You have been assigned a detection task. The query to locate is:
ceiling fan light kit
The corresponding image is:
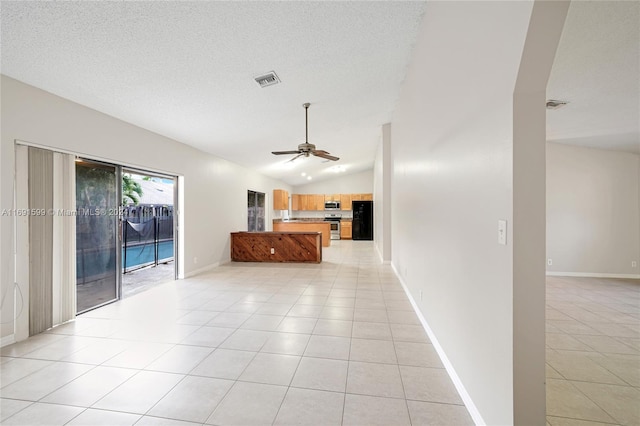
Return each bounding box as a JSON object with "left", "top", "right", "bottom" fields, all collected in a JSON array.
[{"left": 272, "top": 103, "right": 340, "bottom": 162}]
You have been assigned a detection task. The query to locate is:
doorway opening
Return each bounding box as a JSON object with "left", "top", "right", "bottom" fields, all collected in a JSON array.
[
  {"left": 121, "top": 171, "right": 176, "bottom": 298},
  {"left": 75, "top": 159, "right": 178, "bottom": 313}
]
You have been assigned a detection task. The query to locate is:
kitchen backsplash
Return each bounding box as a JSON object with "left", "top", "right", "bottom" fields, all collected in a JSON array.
[{"left": 273, "top": 210, "right": 352, "bottom": 219}]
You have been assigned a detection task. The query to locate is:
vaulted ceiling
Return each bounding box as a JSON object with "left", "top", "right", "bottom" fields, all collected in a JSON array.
[{"left": 1, "top": 1, "right": 637, "bottom": 186}]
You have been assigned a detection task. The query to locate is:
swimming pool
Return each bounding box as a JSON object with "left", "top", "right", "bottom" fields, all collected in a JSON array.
[
  {"left": 123, "top": 239, "right": 174, "bottom": 270},
  {"left": 77, "top": 239, "right": 174, "bottom": 280}
]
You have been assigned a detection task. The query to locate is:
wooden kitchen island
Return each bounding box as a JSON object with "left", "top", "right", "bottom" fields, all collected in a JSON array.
[
  {"left": 231, "top": 232, "right": 322, "bottom": 263},
  {"left": 272, "top": 221, "right": 331, "bottom": 247}
]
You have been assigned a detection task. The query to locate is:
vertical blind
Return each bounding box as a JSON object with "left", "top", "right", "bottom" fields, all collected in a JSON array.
[
  {"left": 28, "top": 148, "right": 54, "bottom": 335},
  {"left": 26, "top": 146, "right": 76, "bottom": 336}
]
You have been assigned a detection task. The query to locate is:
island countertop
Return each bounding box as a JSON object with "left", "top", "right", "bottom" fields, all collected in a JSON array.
[{"left": 272, "top": 221, "right": 331, "bottom": 247}]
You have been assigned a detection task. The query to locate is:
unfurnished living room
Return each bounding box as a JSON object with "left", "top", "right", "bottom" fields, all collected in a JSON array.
[{"left": 0, "top": 1, "right": 638, "bottom": 426}]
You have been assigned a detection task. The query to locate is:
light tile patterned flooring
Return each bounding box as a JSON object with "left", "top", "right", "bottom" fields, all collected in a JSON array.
[
  {"left": 545, "top": 276, "right": 640, "bottom": 426},
  {"left": 1, "top": 241, "right": 473, "bottom": 425},
  {"left": 2, "top": 241, "right": 638, "bottom": 425}
]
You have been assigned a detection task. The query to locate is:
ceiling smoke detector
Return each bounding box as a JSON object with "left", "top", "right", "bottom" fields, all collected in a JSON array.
[
  {"left": 254, "top": 71, "right": 281, "bottom": 88},
  {"left": 546, "top": 99, "right": 569, "bottom": 110}
]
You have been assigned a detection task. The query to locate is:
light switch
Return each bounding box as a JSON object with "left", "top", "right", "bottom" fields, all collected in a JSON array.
[{"left": 498, "top": 220, "right": 507, "bottom": 245}]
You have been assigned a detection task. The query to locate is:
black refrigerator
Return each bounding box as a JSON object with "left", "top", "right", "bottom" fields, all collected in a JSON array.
[{"left": 352, "top": 200, "right": 373, "bottom": 240}]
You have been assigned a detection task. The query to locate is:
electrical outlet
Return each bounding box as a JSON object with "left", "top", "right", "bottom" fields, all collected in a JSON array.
[
  {"left": 547, "top": 258, "right": 553, "bottom": 266},
  {"left": 633, "top": 261, "right": 638, "bottom": 268},
  {"left": 193, "top": 257, "right": 198, "bottom": 264},
  {"left": 270, "top": 248, "right": 275, "bottom": 255}
]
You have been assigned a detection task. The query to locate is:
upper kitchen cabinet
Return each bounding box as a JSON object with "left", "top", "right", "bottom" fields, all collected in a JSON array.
[
  {"left": 291, "top": 194, "right": 302, "bottom": 210},
  {"left": 351, "top": 193, "right": 373, "bottom": 202},
  {"left": 273, "top": 189, "right": 289, "bottom": 210},
  {"left": 291, "top": 194, "right": 323, "bottom": 211},
  {"left": 291, "top": 193, "right": 372, "bottom": 211},
  {"left": 340, "top": 194, "right": 352, "bottom": 211},
  {"left": 312, "top": 194, "right": 325, "bottom": 210}
]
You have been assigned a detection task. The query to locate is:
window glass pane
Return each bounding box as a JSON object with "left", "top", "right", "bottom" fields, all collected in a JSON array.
[
  {"left": 248, "top": 190, "right": 256, "bottom": 231},
  {"left": 257, "top": 192, "right": 265, "bottom": 231},
  {"left": 76, "top": 161, "right": 118, "bottom": 313},
  {"left": 247, "top": 190, "right": 265, "bottom": 232}
]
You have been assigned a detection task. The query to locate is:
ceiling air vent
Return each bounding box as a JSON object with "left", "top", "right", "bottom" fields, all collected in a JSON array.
[
  {"left": 546, "top": 99, "right": 568, "bottom": 110},
  {"left": 254, "top": 71, "right": 281, "bottom": 88}
]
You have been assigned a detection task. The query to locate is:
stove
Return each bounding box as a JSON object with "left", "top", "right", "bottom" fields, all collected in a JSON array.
[{"left": 324, "top": 213, "right": 342, "bottom": 240}]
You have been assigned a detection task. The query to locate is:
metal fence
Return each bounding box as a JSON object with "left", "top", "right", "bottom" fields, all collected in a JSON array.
[{"left": 122, "top": 205, "right": 174, "bottom": 273}]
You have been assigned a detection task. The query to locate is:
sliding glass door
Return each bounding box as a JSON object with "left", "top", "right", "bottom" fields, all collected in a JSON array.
[
  {"left": 76, "top": 160, "right": 121, "bottom": 313},
  {"left": 248, "top": 190, "right": 265, "bottom": 232}
]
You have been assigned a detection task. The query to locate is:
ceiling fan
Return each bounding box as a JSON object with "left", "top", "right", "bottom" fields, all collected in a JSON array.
[{"left": 272, "top": 103, "right": 340, "bottom": 162}]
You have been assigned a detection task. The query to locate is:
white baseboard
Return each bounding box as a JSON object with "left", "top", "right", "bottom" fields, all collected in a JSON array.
[
  {"left": 374, "top": 243, "right": 391, "bottom": 265},
  {"left": 390, "top": 263, "right": 485, "bottom": 426},
  {"left": 1, "top": 334, "right": 16, "bottom": 348},
  {"left": 546, "top": 271, "right": 640, "bottom": 279},
  {"left": 185, "top": 262, "right": 221, "bottom": 278}
]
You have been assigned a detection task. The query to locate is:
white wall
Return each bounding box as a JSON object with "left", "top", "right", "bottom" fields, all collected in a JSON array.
[
  {"left": 0, "top": 75, "right": 291, "bottom": 342},
  {"left": 373, "top": 124, "right": 391, "bottom": 262},
  {"left": 292, "top": 169, "right": 373, "bottom": 194},
  {"left": 547, "top": 143, "right": 640, "bottom": 276},
  {"left": 389, "top": 1, "right": 567, "bottom": 424}
]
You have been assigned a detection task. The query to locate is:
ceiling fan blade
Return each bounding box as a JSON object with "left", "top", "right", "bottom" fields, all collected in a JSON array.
[
  {"left": 312, "top": 150, "right": 339, "bottom": 161},
  {"left": 272, "top": 150, "right": 301, "bottom": 155},
  {"left": 287, "top": 153, "right": 305, "bottom": 163}
]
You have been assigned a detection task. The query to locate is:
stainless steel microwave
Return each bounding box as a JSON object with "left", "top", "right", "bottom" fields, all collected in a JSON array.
[{"left": 324, "top": 201, "right": 341, "bottom": 210}]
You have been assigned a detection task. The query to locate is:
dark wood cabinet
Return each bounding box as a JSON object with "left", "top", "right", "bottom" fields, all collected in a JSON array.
[{"left": 231, "top": 232, "right": 322, "bottom": 263}]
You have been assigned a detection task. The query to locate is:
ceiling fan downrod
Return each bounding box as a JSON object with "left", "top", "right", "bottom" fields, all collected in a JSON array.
[{"left": 303, "top": 102, "right": 310, "bottom": 144}]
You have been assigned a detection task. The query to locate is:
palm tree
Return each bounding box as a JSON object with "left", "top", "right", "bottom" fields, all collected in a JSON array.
[{"left": 122, "top": 174, "right": 143, "bottom": 205}]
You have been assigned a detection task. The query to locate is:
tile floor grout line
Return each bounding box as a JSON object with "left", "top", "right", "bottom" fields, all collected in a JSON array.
[
  {"left": 7, "top": 245, "right": 635, "bottom": 425},
  {"left": 389, "top": 302, "right": 414, "bottom": 426}
]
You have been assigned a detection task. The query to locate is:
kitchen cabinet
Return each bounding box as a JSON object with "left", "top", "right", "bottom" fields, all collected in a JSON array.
[
  {"left": 298, "top": 194, "right": 308, "bottom": 210},
  {"left": 273, "top": 189, "right": 289, "bottom": 210},
  {"left": 303, "top": 194, "right": 322, "bottom": 211},
  {"left": 292, "top": 194, "right": 315, "bottom": 210},
  {"left": 313, "top": 194, "right": 325, "bottom": 210},
  {"left": 351, "top": 193, "right": 373, "bottom": 202},
  {"left": 291, "top": 194, "right": 300, "bottom": 210},
  {"left": 291, "top": 193, "right": 372, "bottom": 211},
  {"left": 340, "top": 194, "right": 352, "bottom": 211},
  {"left": 292, "top": 194, "right": 324, "bottom": 211},
  {"left": 340, "top": 221, "right": 352, "bottom": 239},
  {"left": 293, "top": 194, "right": 305, "bottom": 211}
]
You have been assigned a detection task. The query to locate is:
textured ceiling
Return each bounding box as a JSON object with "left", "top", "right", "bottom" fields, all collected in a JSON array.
[
  {"left": 1, "top": 2, "right": 638, "bottom": 188},
  {"left": 547, "top": 1, "right": 640, "bottom": 154},
  {"left": 0, "top": 1, "right": 426, "bottom": 185}
]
